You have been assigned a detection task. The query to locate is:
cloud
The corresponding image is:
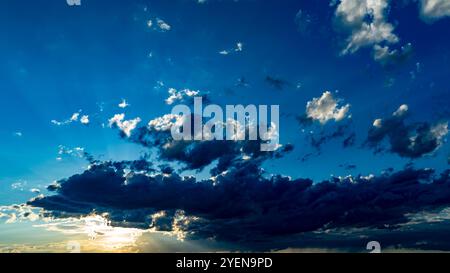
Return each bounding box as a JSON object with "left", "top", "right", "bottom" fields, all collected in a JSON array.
[
  {"left": 373, "top": 43, "right": 413, "bottom": 66},
  {"left": 118, "top": 99, "right": 130, "bottom": 109},
  {"left": 366, "top": 105, "right": 448, "bottom": 158},
  {"left": 219, "top": 42, "right": 244, "bottom": 55},
  {"left": 51, "top": 112, "right": 80, "bottom": 126},
  {"left": 335, "top": 0, "right": 398, "bottom": 54},
  {"left": 419, "top": 0, "right": 450, "bottom": 22},
  {"left": 157, "top": 19, "right": 171, "bottom": 31},
  {"left": 165, "top": 88, "right": 200, "bottom": 105},
  {"left": 27, "top": 158, "right": 450, "bottom": 244},
  {"left": 108, "top": 114, "right": 141, "bottom": 137},
  {"left": 0, "top": 205, "right": 40, "bottom": 223},
  {"left": 80, "top": 115, "right": 89, "bottom": 125},
  {"left": 51, "top": 111, "right": 90, "bottom": 126},
  {"left": 304, "top": 91, "right": 350, "bottom": 124}
]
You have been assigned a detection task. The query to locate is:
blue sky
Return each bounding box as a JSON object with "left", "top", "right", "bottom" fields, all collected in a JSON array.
[{"left": 1, "top": 0, "right": 450, "bottom": 252}]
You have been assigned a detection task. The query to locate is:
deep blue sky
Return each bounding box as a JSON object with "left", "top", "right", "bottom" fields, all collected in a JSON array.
[{"left": 1, "top": 0, "right": 450, "bottom": 252}]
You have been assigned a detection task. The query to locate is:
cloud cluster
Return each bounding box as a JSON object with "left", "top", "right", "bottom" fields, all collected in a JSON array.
[
  {"left": 366, "top": 105, "right": 448, "bottom": 158},
  {"left": 51, "top": 111, "right": 89, "bottom": 126},
  {"left": 108, "top": 114, "right": 141, "bottom": 137},
  {"left": 333, "top": 0, "right": 414, "bottom": 64},
  {"left": 27, "top": 157, "right": 450, "bottom": 243},
  {"left": 165, "top": 88, "right": 200, "bottom": 105},
  {"left": 304, "top": 91, "right": 350, "bottom": 124},
  {"left": 373, "top": 43, "right": 413, "bottom": 66}
]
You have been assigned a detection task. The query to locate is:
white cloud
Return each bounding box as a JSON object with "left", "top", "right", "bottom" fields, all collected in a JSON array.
[
  {"left": 219, "top": 42, "right": 244, "bottom": 55},
  {"left": 393, "top": 104, "right": 409, "bottom": 117},
  {"left": 148, "top": 114, "right": 184, "bottom": 131},
  {"left": 419, "top": 0, "right": 450, "bottom": 22},
  {"left": 334, "top": 0, "right": 402, "bottom": 61},
  {"left": 108, "top": 114, "right": 141, "bottom": 137},
  {"left": 80, "top": 115, "right": 89, "bottom": 124},
  {"left": 30, "top": 188, "right": 41, "bottom": 194},
  {"left": 235, "top": 42, "right": 243, "bottom": 52},
  {"left": 157, "top": 19, "right": 171, "bottom": 31},
  {"left": 373, "top": 118, "right": 383, "bottom": 128},
  {"left": 51, "top": 111, "right": 90, "bottom": 126},
  {"left": 305, "top": 91, "right": 351, "bottom": 124},
  {"left": 57, "top": 145, "right": 85, "bottom": 160},
  {"left": 118, "top": 99, "right": 130, "bottom": 109},
  {"left": 165, "top": 88, "right": 200, "bottom": 105}
]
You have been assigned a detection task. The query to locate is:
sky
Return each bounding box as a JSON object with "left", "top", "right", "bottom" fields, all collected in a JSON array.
[{"left": 1, "top": 0, "right": 450, "bottom": 253}]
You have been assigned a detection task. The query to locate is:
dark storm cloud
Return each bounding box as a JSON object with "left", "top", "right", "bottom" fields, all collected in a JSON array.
[
  {"left": 366, "top": 106, "right": 448, "bottom": 158},
  {"left": 28, "top": 155, "right": 450, "bottom": 243}
]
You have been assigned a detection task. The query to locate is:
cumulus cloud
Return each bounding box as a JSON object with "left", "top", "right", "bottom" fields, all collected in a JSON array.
[
  {"left": 419, "top": 0, "right": 450, "bottom": 22},
  {"left": 80, "top": 115, "right": 89, "bottom": 125},
  {"left": 333, "top": 0, "right": 414, "bottom": 64},
  {"left": 108, "top": 114, "right": 141, "bottom": 137},
  {"left": 51, "top": 112, "right": 80, "bottom": 126},
  {"left": 366, "top": 105, "right": 448, "bottom": 158},
  {"left": 304, "top": 91, "right": 350, "bottom": 124},
  {"left": 335, "top": 0, "right": 398, "bottom": 54}
]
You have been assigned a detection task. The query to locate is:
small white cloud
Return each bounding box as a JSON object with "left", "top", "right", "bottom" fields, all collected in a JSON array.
[
  {"left": 80, "top": 115, "right": 89, "bottom": 125},
  {"left": 30, "top": 188, "right": 41, "bottom": 194},
  {"left": 373, "top": 119, "right": 383, "bottom": 128},
  {"left": 108, "top": 114, "right": 141, "bottom": 137},
  {"left": 165, "top": 88, "right": 200, "bottom": 105},
  {"left": 13, "top": 132, "right": 23, "bottom": 137},
  {"left": 147, "top": 19, "right": 153, "bottom": 28},
  {"left": 118, "top": 99, "right": 130, "bottom": 109},
  {"left": 157, "top": 18, "right": 171, "bottom": 31},
  {"left": 305, "top": 91, "right": 351, "bottom": 124},
  {"left": 51, "top": 111, "right": 88, "bottom": 126},
  {"left": 393, "top": 104, "right": 409, "bottom": 117},
  {"left": 148, "top": 114, "right": 184, "bottom": 131},
  {"left": 219, "top": 42, "right": 244, "bottom": 55}
]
